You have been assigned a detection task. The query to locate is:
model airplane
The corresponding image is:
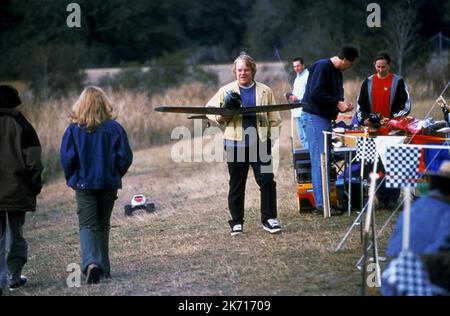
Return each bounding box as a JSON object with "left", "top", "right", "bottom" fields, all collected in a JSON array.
[{"left": 155, "top": 90, "right": 303, "bottom": 119}]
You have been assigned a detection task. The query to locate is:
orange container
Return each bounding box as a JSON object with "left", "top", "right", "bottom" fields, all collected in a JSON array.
[
  {"left": 297, "top": 183, "right": 315, "bottom": 212},
  {"left": 297, "top": 182, "right": 339, "bottom": 213}
]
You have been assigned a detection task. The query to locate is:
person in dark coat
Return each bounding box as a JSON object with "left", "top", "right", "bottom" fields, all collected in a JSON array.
[
  {"left": 0, "top": 85, "right": 43, "bottom": 295},
  {"left": 300, "top": 46, "right": 359, "bottom": 215},
  {"left": 60, "top": 86, "right": 133, "bottom": 284}
]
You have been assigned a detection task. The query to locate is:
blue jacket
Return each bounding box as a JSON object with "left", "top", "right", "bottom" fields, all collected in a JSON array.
[
  {"left": 386, "top": 191, "right": 450, "bottom": 257},
  {"left": 60, "top": 119, "right": 133, "bottom": 190},
  {"left": 302, "top": 58, "right": 344, "bottom": 121}
]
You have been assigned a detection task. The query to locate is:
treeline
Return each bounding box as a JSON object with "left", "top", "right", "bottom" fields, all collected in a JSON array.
[{"left": 0, "top": 0, "right": 449, "bottom": 98}]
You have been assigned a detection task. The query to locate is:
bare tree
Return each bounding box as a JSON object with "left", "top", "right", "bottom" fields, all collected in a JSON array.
[{"left": 383, "top": 1, "right": 419, "bottom": 75}]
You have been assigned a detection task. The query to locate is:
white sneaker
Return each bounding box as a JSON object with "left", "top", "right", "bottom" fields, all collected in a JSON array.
[
  {"left": 263, "top": 218, "right": 282, "bottom": 234},
  {"left": 230, "top": 224, "right": 243, "bottom": 236}
]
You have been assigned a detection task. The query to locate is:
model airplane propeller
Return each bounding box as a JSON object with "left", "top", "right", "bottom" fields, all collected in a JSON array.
[{"left": 155, "top": 90, "right": 303, "bottom": 119}]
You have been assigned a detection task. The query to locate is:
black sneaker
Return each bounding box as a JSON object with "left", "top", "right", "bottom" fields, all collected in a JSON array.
[
  {"left": 262, "top": 218, "right": 282, "bottom": 234},
  {"left": 230, "top": 224, "right": 243, "bottom": 236},
  {"left": 86, "top": 264, "right": 101, "bottom": 285},
  {"left": 9, "top": 276, "right": 28, "bottom": 291}
]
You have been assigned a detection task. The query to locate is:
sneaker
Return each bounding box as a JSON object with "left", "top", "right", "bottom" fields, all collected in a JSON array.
[
  {"left": 263, "top": 218, "right": 282, "bottom": 234},
  {"left": 9, "top": 276, "right": 28, "bottom": 291},
  {"left": 86, "top": 264, "right": 101, "bottom": 285},
  {"left": 230, "top": 224, "right": 243, "bottom": 236}
]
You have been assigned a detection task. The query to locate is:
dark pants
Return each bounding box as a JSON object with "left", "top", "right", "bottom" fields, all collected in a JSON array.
[
  {"left": 0, "top": 212, "right": 27, "bottom": 288},
  {"left": 76, "top": 189, "right": 117, "bottom": 277},
  {"left": 226, "top": 143, "right": 277, "bottom": 226}
]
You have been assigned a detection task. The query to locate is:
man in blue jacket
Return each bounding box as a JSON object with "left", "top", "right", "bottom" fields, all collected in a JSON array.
[{"left": 300, "top": 46, "right": 359, "bottom": 215}]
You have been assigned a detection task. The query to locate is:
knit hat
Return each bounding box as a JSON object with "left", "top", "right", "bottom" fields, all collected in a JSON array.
[{"left": 0, "top": 85, "right": 22, "bottom": 108}]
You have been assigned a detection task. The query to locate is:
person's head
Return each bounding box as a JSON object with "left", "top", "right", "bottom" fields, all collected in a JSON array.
[
  {"left": 335, "top": 46, "right": 359, "bottom": 71},
  {"left": 71, "top": 86, "right": 115, "bottom": 131},
  {"left": 0, "top": 85, "right": 21, "bottom": 109},
  {"left": 292, "top": 57, "right": 305, "bottom": 74},
  {"left": 428, "top": 161, "right": 450, "bottom": 197},
  {"left": 374, "top": 52, "right": 391, "bottom": 78},
  {"left": 232, "top": 52, "right": 256, "bottom": 87}
]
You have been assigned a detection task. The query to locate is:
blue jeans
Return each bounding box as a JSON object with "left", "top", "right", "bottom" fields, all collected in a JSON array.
[
  {"left": 0, "top": 212, "right": 27, "bottom": 288},
  {"left": 299, "top": 112, "right": 332, "bottom": 209},
  {"left": 294, "top": 117, "right": 309, "bottom": 149}
]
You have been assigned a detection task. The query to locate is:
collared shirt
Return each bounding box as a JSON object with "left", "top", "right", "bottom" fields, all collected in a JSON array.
[{"left": 291, "top": 69, "right": 309, "bottom": 118}]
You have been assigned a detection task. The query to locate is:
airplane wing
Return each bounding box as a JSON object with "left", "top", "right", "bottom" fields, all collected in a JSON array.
[{"left": 154, "top": 103, "right": 303, "bottom": 117}]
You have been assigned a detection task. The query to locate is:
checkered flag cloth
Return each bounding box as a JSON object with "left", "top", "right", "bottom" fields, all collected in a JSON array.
[
  {"left": 385, "top": 146, "right": 421, "bottom": 188},
  {"left": 356, "top": 137, "right": 377, "bottom": 163},
  {"left": 381, "top": 250, "right": 434, "bottom": 296}
]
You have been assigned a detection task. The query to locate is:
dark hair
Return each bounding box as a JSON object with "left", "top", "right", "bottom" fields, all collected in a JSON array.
[
  {"left": 0, "top": 84, "right": 21, "bottom": 108},
  {"left": 293, "top": 57, "right": 304, "bottom": 64},
  {"left": 337, "top": 46, "right": 359, "bottom": 62},
  {"left": 374, "top": 51, "right": 391, "bottom": 64}
]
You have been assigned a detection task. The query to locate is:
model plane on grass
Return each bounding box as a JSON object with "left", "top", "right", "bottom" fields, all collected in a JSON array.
[{"left": 155, "top": 90, "right": 303, "bottom": 120}]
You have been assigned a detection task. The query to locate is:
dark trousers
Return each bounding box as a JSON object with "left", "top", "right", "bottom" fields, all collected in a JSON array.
[
  {"left": 75, "top": 189, "right": 117, "bottom": 277},
  {"left": 0, "top": 212, "right": 27, "bottom": 288},
  {"left": 226, "top": 143, "right": 277, "bottom": 226}
]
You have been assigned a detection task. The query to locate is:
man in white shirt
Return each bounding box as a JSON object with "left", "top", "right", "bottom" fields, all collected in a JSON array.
[{"left": 286, "top": 57, "right": 309, "bottom": 149}]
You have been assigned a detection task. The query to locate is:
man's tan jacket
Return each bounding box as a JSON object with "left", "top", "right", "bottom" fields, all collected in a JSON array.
[{"left": 206, "top": 81, "right": 282, "bottom": 143}]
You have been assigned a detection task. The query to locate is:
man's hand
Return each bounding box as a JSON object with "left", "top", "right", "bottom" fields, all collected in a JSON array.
[
  {"left": 364, "top": 116, "right": 389, "bottom": 126},
  {"left": 337, "top": 101, "right": 354, "bottom": 113},
  {"left": 285, "top": 92, "right": 298, "bottom": 103},
  {"left": 216, "top": 115, "right": 233, "bottom": 125},
  {"left": 437, "top": 96, "right": 448, "bottom": 109},
  {"left": 380, "top": 117, "right": 389, "bottom": 125}
]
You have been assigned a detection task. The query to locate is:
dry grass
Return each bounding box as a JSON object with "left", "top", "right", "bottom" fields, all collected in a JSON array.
[
  {"left": 18, "top": 73, "right": 443, "bottom": 182},
  {"left": 5, "top": 117, "right": 396, "bottom": 296},
  {"left": 19, "top": 83, "right": 216, "bottom": 181},
  {"left": 8, "top": 73, "right": 441, "bottom": 296}
]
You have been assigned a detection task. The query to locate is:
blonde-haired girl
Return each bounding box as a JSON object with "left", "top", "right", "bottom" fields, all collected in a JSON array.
[{"left": 60, "top": 86, "right": 133, "bottom": 284}]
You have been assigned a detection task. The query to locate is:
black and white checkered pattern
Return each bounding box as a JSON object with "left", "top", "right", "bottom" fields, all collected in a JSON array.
[
  {"left": 382, "top": 250, "right": 433, "bottom": 296},
  {"left": 385, "top": 146, "right": 421, "bottom": 188},
  {"left": 356, "top": 137, "right": 377, "bottom": 163}
]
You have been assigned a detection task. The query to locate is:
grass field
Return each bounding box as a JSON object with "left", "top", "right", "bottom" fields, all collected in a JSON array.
[
  {"left": 5, "top": 117, "right": 397, "bottom": 296},
  {"left": 5, "top": 73, "right": 446, "bottom": 296}
]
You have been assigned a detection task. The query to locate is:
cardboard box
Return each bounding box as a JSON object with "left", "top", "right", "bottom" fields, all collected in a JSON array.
[{"left": 342, "top": 129, "right": 378, "bottom": 147}]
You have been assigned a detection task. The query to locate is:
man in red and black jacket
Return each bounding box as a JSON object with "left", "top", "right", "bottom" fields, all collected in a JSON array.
[{"left": 356, "top": 52, "right": 411, "bottom": 126}]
